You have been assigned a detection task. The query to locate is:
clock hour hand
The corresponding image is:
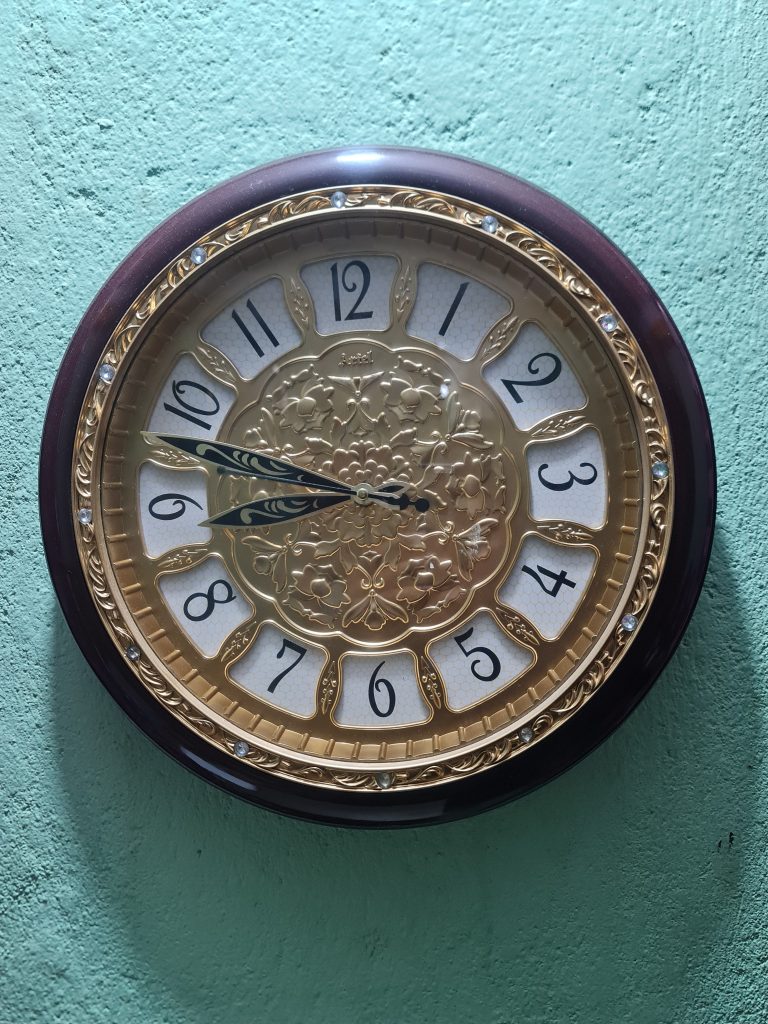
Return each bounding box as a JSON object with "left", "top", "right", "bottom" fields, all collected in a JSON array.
[
  {"left": 143, "top": 433, "right": 354, "bottom": 495},
  {"left": 204, "top": 492, "right": 351, "bottom": 528}
]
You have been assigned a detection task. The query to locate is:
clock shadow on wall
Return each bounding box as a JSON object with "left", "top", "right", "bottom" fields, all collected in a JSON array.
[{"left": 49, "top": 529, "right": 754, "bottom": 1023}]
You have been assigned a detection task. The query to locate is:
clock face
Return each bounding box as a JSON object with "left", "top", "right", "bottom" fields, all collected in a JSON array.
[{"left": 43, "top": 149, "right": 714, "bottom": 825}]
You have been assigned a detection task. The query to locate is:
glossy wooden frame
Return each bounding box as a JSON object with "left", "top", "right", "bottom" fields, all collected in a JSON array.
[{"left": 39, "top": 147, "right": 716, "bottom": 827}]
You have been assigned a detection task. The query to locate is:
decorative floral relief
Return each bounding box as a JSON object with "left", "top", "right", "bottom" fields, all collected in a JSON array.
[{"left": 224, "top": 349, "right": 518, "bottom": 642}]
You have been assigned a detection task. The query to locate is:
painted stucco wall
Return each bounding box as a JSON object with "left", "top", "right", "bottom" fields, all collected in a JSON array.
[{"left": 2, "top": 1, "right": 767, "bottom": 1021}]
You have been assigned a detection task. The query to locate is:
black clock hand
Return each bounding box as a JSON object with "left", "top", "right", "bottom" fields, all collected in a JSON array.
[
  {"left": 143, "top": 433, "right": 354, "bottom": 495},
  {"left": 205, "top": 492, "right": 351, "bottom": 528}
]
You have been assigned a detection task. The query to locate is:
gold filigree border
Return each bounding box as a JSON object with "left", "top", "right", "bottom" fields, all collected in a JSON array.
[{"left": 72, "top": 184, "right": 672, "bottom": 792}]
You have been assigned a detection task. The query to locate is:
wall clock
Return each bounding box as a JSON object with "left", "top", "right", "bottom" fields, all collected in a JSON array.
[{"left": 40, "top": 147, "right": 715, "bottom": 827}]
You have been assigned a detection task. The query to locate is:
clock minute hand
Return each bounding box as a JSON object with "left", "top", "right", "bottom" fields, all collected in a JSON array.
[
  {"left": 143, "top": 433, "right": 354, "bottom": 495},
  {"left": 205, "top": 492, "right": 351, "bottom": 528}
]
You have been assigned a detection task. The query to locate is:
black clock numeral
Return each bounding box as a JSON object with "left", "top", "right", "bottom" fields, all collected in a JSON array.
[
  {"left": 183, "top": 579, "right": 236, "bottom": 622},
  {"left": 537, "top": 461, "right": 598, "bottom": 492},
  {"left": 268, "top": 638, "right": 307, "bottom": 693},
  {"left": 148, "top": 492, "right": 203, "bottom": 521},
  {"left": 521, "top": 563, "right": 576, "bottom": 598},
  {"left": 368, "top": 660, "right": 396, "bottom": 718},
  {"left": 163, "top": 379, "right": 221, "bottom": 431},
  {"left": 454, "top": 627, "right": 501, "bottom": 682},
  {"left": 438, "top": 281, "right": 469, "bottom": 336},
  {"left": 331, "top": 260, "right": 373, "bottom": 321},
  {"left": 501, "top": 353, "right": 562, "bottom": 404},
  {"left": 232, "top": 298, "right": 280, "bottom": 357}
]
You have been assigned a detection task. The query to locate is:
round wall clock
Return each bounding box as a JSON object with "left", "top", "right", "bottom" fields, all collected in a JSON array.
[{"left": 40, "top": 147, "right": 715, "bottom": 827}]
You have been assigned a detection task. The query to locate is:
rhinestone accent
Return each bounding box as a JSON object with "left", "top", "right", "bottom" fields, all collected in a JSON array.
[
  {"left": 99, "top": 364, "right": 115, "bottom": 383},
  {"left": 126, "top": 645, "right": 140, "bottom": 662},
  {"left": 481, "top": 214, "right": 499, "bottom": 234},
  {"left": 520, "top": 726, "right": 534, "bottom": 744},
  {"left": 190, "top": 246, "right": 207, "bottom": 265},
  {"left": 330, "top": 191, "right": 347, "bottom": 209},
  {"left": 621, "top": 613, "right": 639, "bottom": 633},
  {"left": 376, "top": 772, "right": 393, "bottom": 790},
  {"left": 77, "top": 508, "right": 92, "bottom": 525},
  {"left": 233, "top": 740, "right": 250, "bottom": 758},
  {"left": 439, "top": 382, "right": 450, "bottom": 399},
  {"left": 652, "top": 461, "right": 670, "bottom": 480},
  {"left": 598, "top": 313, "right": 618, "bottom": 333}
]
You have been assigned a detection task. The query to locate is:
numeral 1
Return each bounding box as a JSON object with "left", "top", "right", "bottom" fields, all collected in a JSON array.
[{"left": 438, "top": 281, "right": 469, "bottom": 336}]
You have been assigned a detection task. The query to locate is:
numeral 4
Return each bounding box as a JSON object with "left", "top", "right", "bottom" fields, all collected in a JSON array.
[{"left": 521, "top": 563, "right": 576, "bottom": 598}]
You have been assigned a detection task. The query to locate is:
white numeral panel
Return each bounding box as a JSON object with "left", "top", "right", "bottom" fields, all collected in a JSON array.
[
  {"left": 406, "top": 263, "right": 510, "bottom": 360},
  {"left": 527, "top": 428, "right": 607, "bottom": 529},
  {"left": 229, "top": 624, "right": 325, "bottom": 718},
  {"left": 200, "top": 278, "right": 302, "bottom": 379},
  {"left": 500, "top": 536, "right": 597, "bottom": 640},
  {"left": 334, "top": 652, "right": 430, "bottom": 728},
  {"left": 301, "top": 256, "right": 398, "bottom": 334},
  {"left": 429, "top": 612, "right": 534, "bottom": 711},
  {"left": 484, "top": 322, "right": 586, "bottom": 429},
  {"left": 138, "top": 464, "right": 211, "bottom": 558},
  {"left": 158, "top": 556, "right": 251, "bottom": 657},
  {"left": 148, "top": 355, "right": 234, "bottom": 439}
]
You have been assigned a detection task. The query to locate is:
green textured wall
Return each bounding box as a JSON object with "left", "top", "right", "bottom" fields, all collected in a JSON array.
[{"left": 2, "top": 1, "right": 766, "bottom": 1021}]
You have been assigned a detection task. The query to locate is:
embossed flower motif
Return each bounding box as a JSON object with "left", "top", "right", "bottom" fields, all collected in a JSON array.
[
  {"left": 446, "top": 453, "right": 492, "bottom": 521},
  {"left": 291, "top": 563, "right": 349, "bottom": 608},
  {"left": 381, "top": 377, "right": 441, "bottom": 423},
  {"left": 327, "top": 441, "right": 409, "bottom": 490},
  {"left": 322, "top": 441, "right": 411, "bottom": 545},
  {"left": 277, "top": 380, "right": 334, "bottom": 433},
  {"left": 396, "top": 555, "right": 455, "bottom": 605}
]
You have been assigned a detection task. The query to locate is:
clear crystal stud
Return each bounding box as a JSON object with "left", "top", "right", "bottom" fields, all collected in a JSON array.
[
  {"left": 99, "top": 363, "right": 115, "bottom": 383},
  {"left": 126, "top": 644, "right": 140, "bottom": 662},
  {"left": 520, "top": 726, "right": 534, "bottom": 744},
  {"left": 233, "top": 740, "right": 250, "bottom": 758},
  {"left": 439, "top": 382, "right": 450, "bottom": 399},
  {"left": 481, "top": 214, "right": 499, "bottom": 234},
  {"left": 330, "top": 191, "right": 347, "bottom": 209},
  {"left": 652, "top": 461, "right": 670, "bottom": 480},
  {"left": 598, "top": 313, "right": 618, "bottom": 333},
  {"left": 77, "top": 508, "right": 92, "bottom": 525},
  {"left": 621, "top": 613, "right": 639, "bottom": 633},
  {"left": 190, "top": 246, "right": 207, "bottom": 265},
  {"left": 376, "top": 772, "right": 393, "bottom": 790}
]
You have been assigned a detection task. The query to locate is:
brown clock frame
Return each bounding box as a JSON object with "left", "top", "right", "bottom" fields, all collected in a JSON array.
[{"left": 39, "top": 147, "right": 716, "bottom": 827}]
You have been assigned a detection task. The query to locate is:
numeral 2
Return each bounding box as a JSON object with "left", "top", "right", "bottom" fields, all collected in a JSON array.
[{"left": 502, "top": 352, "right": 562, "bottom": 403}]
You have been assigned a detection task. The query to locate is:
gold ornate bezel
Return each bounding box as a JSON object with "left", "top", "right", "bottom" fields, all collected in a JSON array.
[{"left": 72, "top": 185, "right": 672, "bottom": 792}]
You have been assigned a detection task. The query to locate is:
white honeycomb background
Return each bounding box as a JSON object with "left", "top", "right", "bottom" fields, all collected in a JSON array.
[
  {"left": 138, "top": 463, "right": 211, "bottom": 558},
  {"left": 527, "top": 427, "right": 607, "bottom": 528},
  {"left": 201, "top": 277, "right": 302, "bottom": 379},
  {"left": 158, "top": 555, "right": 251, "bottom": 657},
  {"left": 406, "top": 263, "right": 510, "bottom": 360},
  {"left": 483, "top": 321, "right": 587, "bottom": 430},
  {"left": 230, "top": 624, "right": 325, "bottom": 718},
  {"left": 334, "top": 652, "right": 430, "bottom": 728},
  {"left": 429, "top": 611, "right": 534, "bottom": 711},
  {"left": 301, "top": 256, "right": 398, "bottom": 334},
  {"left": 500, "top": 536, "right": 597, "bottom": 639}
]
